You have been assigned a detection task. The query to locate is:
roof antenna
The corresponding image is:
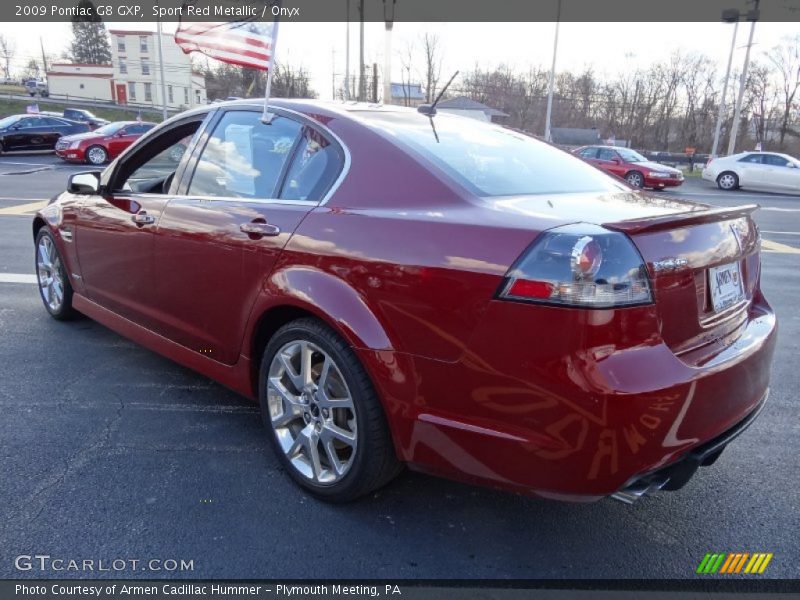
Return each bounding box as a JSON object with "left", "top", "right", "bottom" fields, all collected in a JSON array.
[{"left": 418, "top": 70, "right": 459, "bottom": 117}]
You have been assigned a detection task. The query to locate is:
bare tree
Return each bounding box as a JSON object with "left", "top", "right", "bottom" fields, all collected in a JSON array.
[
  {"left": 419, "top": 33, "right": 442, "bottom": 103},
  {"left": 398, "top": 41, "right": 415, "bottom": 106},
  {"left": 765, "top": 35, "right": 800, "bottom": 147},
  {"left": 0, "top": 34, "right": 15, "bottom": 80}
]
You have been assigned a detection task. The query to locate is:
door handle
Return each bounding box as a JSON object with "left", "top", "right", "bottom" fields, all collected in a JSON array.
[
  {"left": 240, "top": 221, "right": 280, "bottom": 238},
  {"left": 132, "top": 211, "right": 156, "bottom": 225}
]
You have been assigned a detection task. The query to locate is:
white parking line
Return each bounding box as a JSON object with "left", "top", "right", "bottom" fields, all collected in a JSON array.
[
  {"left": 0, "top": 161, "right": 52, "bottom": 167},
  {"left": 0, "top": 273, "right": 37, "bottom": 284}
]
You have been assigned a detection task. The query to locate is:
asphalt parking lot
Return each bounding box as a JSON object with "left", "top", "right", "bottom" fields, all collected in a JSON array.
[{"left": 0, "top": 154, "right": 798, "bottom": 580}]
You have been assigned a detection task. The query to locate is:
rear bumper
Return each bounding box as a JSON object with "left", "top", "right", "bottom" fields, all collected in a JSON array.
[
  {"left": 375, "top": 300, "right": 777, "bottom": 500},
  {"left": 611, "top": 390, "right": 768, "bottom": 503}
]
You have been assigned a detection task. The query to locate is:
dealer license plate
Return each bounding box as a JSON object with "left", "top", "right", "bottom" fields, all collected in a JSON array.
[{"left": 709, "top": 261, "right": 744, "bottom": 312}]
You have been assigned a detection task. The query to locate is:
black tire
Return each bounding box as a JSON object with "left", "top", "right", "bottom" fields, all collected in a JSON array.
[
  {"left": 85, "top": 145, "right": 108, "bottom": 165},
  {"left": 625, "top": 170, "right": 645, "bottom": 188},
  {"left": 258, "top": 317, "right": 401, "bottom": 502},
  {"left": 34, "top": 228, "right": 77, "bottom": 320},
  {"left": 717, "top": 171, "right": 739, "bottom": 191}
]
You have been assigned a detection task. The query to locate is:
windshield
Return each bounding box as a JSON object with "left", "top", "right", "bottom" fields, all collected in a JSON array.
[
  {"left": 94, "top": 122, "right": 126, "bottom": 135},
  {"left": 617, "top": 148, "right": 647, "bottom": 163},
  {"left": 0, "top": 115, "right": 22, "bottom": 129},
  {"left": 359, "top": 112, "right": 626, "bottom": 196}
]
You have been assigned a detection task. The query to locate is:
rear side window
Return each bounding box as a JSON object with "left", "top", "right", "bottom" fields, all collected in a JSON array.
[
  {"left": 188, "top": 110, "right": 301, "bottom": 199},
  {"left": 280, "top": 127, "right": 342, "bottom": 201},
  {"left": 361, "top": 112, "right": 624, "bottom": 196}
]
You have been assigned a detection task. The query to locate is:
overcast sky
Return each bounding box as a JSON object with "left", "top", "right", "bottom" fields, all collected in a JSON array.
[{"left": 1, "top": 21, "right": 798, "bottom": 99}]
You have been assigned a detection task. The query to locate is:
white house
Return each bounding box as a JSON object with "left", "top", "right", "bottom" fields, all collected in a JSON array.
[
  {"left": 46, "top": 63, "right": 114, "bottom": 101},
  {"left": 47, "top": 29, "right": 206, "bottom": 109},
  {"left": 109, "top": 29, "right": 206, "bottom": 109}
]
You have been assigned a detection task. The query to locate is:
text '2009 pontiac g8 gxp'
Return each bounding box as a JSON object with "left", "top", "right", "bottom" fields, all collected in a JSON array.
[{"left": 33, "top": 100, "right": 776, "bottom": 503}]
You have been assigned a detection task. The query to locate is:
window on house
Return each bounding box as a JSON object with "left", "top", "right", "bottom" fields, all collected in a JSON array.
[
  {"left": 167, "top": 85, "right": 173, "bottom": 103},
  {"left": 195, "top": 89, "right": 201, "bottom": 104},
  {"left": 79, "top": 84, "right": 84, "bottom": 90},
  {"left": 184, "top": 88, "right": 189, "bottom": 104},
  {"left": 119, "top": 59, "right": 127, "bottom": 74},
  {"left": 139, "top": 36, "right": 148, "bottom": 53},
  {"left": 141, "top": 61, "right": 150, "bottom": 75},
  {"left": 144, "top": 83, "right": 152, "bottom": 102},
  {"left": 117, "top": 37, "right": 126, "bottom": 53},
  {"left": 128, "top": 82, "right": 136, "bottom": 101}
]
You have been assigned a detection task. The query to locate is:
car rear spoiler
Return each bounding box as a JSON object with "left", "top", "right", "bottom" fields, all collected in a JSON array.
[{"left": 603, "top": 204, "right": 759, "bottom": 235}]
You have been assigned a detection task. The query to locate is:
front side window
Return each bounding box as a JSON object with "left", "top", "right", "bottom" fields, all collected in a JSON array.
[
  {"left": 578, "top": 147, "right": 597, "bottom": 158},
  {"left": 616, "top": 148, "right": 647, "bottom": 163},
  {"left": 597, "top": 148, "right": 618, "bottom": 161},
  {"left": 738, "top": 154, "right": 763, "bottom": 164},
  {"left": 763, "top": 154, "right": 789, "bottom": 167},
  {"left": 188, "top": 110, "right": 301, "bottom": 199},
  {"left": 114, "top": 120, "right": 203, "bottom": 194}
]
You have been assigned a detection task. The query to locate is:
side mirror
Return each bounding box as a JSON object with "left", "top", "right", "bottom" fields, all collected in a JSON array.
[
  {"left": 68, "top": 171, "right": 101, "bottom": 195},
  {"left": 787, "top": 162, "right": 797, "bottom": 169}
]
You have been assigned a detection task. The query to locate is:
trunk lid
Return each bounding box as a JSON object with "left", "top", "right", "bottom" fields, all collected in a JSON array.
[{"left": 604, "top": 204, "right": 761, "bottom": 362}]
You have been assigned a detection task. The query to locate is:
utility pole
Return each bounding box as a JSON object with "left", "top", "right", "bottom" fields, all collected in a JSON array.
[
  {"left": 39, "top": 37, "right": 48, "bottom": 76},
  {"left": 544, "top": 0, "right": 561, "bottom": 142},
  {"left": 156, "top": 18, "right": 168, "bottom": 119},
  {"left": 344, "top": 0, "right": 350, "bottom": 100},
  {"left": 332, "top": 47, "right": 336, "bottom": 99},
  {"left": 358, "top": 0, "right": 365, "bottom": 101},
  {"left": 383, "top": 0, "right": 396, "bottom": 104},
  {"left": 727, "top": 2, "right": 759, "bottom": 155},
  {"left": 711, "top": 15, "right": 739, "bottom": 157}
]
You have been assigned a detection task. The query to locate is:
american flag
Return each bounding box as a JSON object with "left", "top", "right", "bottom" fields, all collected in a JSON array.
[{"left": 175, "top": 21, "right": 275, "bottom": 71}]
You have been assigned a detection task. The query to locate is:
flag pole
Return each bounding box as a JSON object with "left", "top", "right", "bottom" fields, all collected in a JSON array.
[{"left": 261, "top": 15, "right": 281, "bottom": 124}]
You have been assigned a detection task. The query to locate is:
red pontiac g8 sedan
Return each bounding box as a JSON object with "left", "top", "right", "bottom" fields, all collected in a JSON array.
[
  {"left": 33, "top": 100, "right": 776, "bottom": 503},
  {"left": 55, "top": 121, "right": 156, "bottom": 165}
]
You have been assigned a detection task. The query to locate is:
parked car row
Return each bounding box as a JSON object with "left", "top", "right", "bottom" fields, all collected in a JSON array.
[{"left": 0, "top": 109, "right": 156, "bottom": 164}]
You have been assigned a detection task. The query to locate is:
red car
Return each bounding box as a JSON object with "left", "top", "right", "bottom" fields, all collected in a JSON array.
[
  {"left": 33, "top": 101, "right": 775, "bottom": 503},
  {"left": 575, "top": 145, "right": 684, "bottom": 190},
  {"left": 55, "top": 121, "right": 156, "bottom": 165}
]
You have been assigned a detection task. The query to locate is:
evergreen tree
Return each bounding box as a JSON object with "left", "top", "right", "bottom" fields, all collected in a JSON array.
[{"left": 69, "top": 1, "right": 111, "bottom": 65}]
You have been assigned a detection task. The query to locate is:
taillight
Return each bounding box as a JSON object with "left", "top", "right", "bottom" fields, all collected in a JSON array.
[
  {"left": 498, "top": 223, "right": 653, "bottom": 308},
  {"left": 705, "top": 157, "right": 715, "bottom": 169}
]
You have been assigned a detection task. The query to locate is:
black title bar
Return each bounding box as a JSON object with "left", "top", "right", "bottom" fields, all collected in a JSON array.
[{"left": 5, "top": 0, "right": 800, "bottom": 23}]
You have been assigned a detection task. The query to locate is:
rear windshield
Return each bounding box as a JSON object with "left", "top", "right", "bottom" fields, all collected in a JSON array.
[{"left": 358, "top": 111, "right": 626, "bottom": 197}]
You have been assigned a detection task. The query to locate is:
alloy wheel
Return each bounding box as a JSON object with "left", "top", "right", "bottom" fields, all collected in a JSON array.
[
  {"left": 87, "top": 146, "right": 107, "bottom": 165},
  {"left": 37, "top": 235, "right": 64, "bottom": 312},
  {"left": 626, "top": 172, "right": 644, "bottom": 188},
  {"left": 266, "top": 340, "right": 358, "bottom": 485}
]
